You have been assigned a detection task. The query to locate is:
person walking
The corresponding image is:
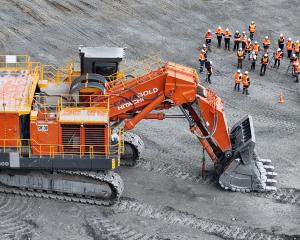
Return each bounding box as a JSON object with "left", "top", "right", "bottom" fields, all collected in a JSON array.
[
  {"left": 242, "top": 71, "right": 250, "bottom": 95},
  {"left": 241, "top": 32, "right": 247, "bottom": 50},
  {"left": 260, "top": 53, "right": 269, "bottom": 76},
  {"left": 286, "top": 38, "right": 293, "bottom": 59},
  {"left": 273, "top": 48, "right": 283, "bottom": 69},
  {"left": 233, "top": 30, "right": 241, "bottom": 51},
  {"left": 237, "top": 48, "right": 244, "bottom": 69},
  {"left": 198, "top": 49, "right": 206, "bottom": 73},
  {"left": 223, "top": 28, "right": 232, "bottom": 51},
  {"left": 205, "top": 29, "right": 213, "bottom": 51},
  {"left": 248, "top": 21, "right": 256, "bottom": 40},
  {"left": 234, "top": 69, "right": 242, "bottom": 91},
  {"left": 292, "top": 62, "right": 300, "bottom": 83},
  {"left": 250, "top": 51, "right": 257, "bottom": 70},
  {"left": 278, "top": 34, "right": 285, "bottom": 53},
  {"left": 215, "top": 26, "right": 223, "bottom": 48},
  {"left": 293, "top": 40, "right": 300, "bottom": 58},
  {"left": 252, "top": 41, "right": 260, "bottom": 56},
  {"left": 205, "top": 61, "right": 213, "bottom": 83}
]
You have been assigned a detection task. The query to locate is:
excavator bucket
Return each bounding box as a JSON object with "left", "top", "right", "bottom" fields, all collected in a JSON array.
[{"left": 219, "top": 115, "right": 277, "bottom": 192}]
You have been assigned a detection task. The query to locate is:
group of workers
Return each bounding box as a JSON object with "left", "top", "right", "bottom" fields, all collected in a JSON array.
[{"left": 199, "top": 21, "right": 300, "bottom": 93}]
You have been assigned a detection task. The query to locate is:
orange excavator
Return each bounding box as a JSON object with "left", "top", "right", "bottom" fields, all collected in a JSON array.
[{"left": 0, "top": 47, "right": 276, "bottom": 205}]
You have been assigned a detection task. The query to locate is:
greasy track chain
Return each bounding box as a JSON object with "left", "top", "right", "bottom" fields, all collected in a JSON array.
[{"left": 0, "top": 171, "right": 123, "bottom": 206}]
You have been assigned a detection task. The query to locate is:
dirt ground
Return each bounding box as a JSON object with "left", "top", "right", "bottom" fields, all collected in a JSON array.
[{"left": 0, "top": 0, "right": 299, "bottom": 239}]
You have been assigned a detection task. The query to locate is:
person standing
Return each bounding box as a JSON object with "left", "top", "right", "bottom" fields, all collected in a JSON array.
[
  {"left": 223, "top": 28, "right": 232, "bottom": 51},
  {"left": 262, "top": 36, "right": 271, "bottom": 53},
  {"left": 242, "top": 71, "right": 250, "bottom": 95},
  {"left": 293, "top": 40, "right": 300, "bottom": 58},
  {"left": 205, "top": 29, "right": 213, "bottom": 51},
  {"left": 215, "top": 26, "right": 223, "bottom": 48},
  {"left": 250, "top": 51, "right": 257, "bottom": 70},
  {"left": 286, "top": 38, "right": 293, "bottom": 59},
  {"left": 241, "top": 32, "right": 247, "bottom": 50},
  {"left": 252, "top": 41, "right": 260, "bottom": 56},
  {"left": 273, "top": 48, "right": 283, "bottom": 69},
  {"left": 244, "top": 38, "right": 252, "bottom": 59},
  {"left": 260, "top": 53, "right": 269, "bottom": 76},
  {"left": 292, "top": 62, "right": 300, "bottom": 83},
  {"left": 248, "top": 21, "right": 256, "bottom": 40},
  {"left": 198, "top": 49, "right": 206, "bottom": 73},
  {"left": 278, "top": 34, "right": 285, "bottom": 53},
  {"left": 205, "top": 61, "right": 213, "bottom": 83},
  {"left": 237, "top": 48, "right": 244, "bottom": 69},
  {"left": 234, "top": 69, "right": 242, "bottom": 91},
  {"left": 233, "top": 30, "right": 241, "bottom": 51}
]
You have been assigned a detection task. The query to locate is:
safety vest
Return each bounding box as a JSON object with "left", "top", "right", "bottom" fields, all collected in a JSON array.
[
  {"left": 223, "top": 31, "right": 232, "bottom": 38},
  {"left": 245, "top": 41, "right": 252, "bottom": 50},
  {"left": 249, "top": 24, "right": 256, "bottom": 33},
  {"left": 294, "top": 42, "right": 300, "bottom": 53},
  {"left": 262, "top": 56, "right": 269, "bottom": 64},
  {"left": 294, "top": 64, "right": 300, "bottom": 74},
  {"left": 241, "top": 35, "right": 247, "bottom": 43},
  {"left": 234, "top": 33, "right": 241, "bottom": 42},
  {"left": 286, "top": 41, "right": 293, "bottom": 50},
  {"left": 242, "top": 74, "right": 249, "bottom": 86},
  {"left": 205, "top": 32, "right": 213, "bottom": 39},
  {"left": 234, "top": 73, "right": 242, "bottom": 83},
  {"left": 215, "top": 28, "right": 223, "bottom": 36},
  {"left": 263, "top": 39, "right": 271, "bottom": 47},
  {"left": 252, "top": 44, "right": 260, "bottom": 53},
  {"left": 274, "top": 51, "right": 283, "bottom": 60},
  {"left": 199, "top": 52, "right": 206, "bottom": 61},
  {"left": 278, "top": 37, "right": 284, "bottom": 44},
  {"left": 237, "top": 50, "right": 244, "bottom": 59},
  {"left": 292, "top": 58, "right": 299, "bottom": 67}
]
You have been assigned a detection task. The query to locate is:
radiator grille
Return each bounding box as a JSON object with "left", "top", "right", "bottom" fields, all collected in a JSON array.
[
  {"left": 61, "top": 124, "right": 80, "bottom": 153},
  {"left": 85, "top": 125, "right": 106, "bottom": 155}
]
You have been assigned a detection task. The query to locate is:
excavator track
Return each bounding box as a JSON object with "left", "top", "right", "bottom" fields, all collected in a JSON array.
[
  {"left": 0, "top": 170, "right": 123, "bottom": 206},
  {"left": 121, "top": 132, "right": 144, "bottom": 166}
]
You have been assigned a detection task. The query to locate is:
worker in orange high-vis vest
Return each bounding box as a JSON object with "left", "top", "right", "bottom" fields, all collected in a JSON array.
[
  {"left": 237, "top": 48, "right": 244, "bottom": 69},
  {"left": 293, "top": 62, "right": 300, "bottom": 83},
  {"left": 234, "top": 69, "right": 242, "bottom": 91},
  {"left": 205, "top": 29, "right": 213, "bottom": 50},
  {"left": 242, "top": 71, "right": 250, "bottom": 95},
  {"left": 244, "top": 38, "right": 252, "bottom": 59},
  {"left": 252, "top": 41, "right": 260, "bottom": 56},
  {"left": 260, "top": 53, "right": 269, "bottom": 76},
  {"left": 223, "top": 28, "right": 232, "bottom": 51},
  {"left": 233, "top": 30, "right": 241, "bottom": 51},
  {"left": 241, "top": 32, "right": 247, "bottom": 50},
  {"left": 249, "top": 21, "right": 256, "bottom": 40},
  {"left": 278, "top": 34, "right": 285, "bottom": 53},
  {"left": 293, "top": 40, "right": 300, "bottom": 58},
  {"left": 198, "top": 49, "right": 206, "bottom": 73},
  {"left": 215, "top": 26, "right": 223, "bottom": 48},
  {"left": 273, "top": 48, "right": 283, "bottom": 69},
  {"left": 286, "top": 38, "right": 293, "bottom": 58},
  {"left": 262, "top": 36, "right": 271, "bottom": 53}
]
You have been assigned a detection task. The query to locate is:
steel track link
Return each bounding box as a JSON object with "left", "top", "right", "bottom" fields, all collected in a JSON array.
[{"left": 0, "top": 171, "right": 123, "bottom": 206}]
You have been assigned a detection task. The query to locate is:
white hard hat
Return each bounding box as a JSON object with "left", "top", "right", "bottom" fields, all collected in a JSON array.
[
  {"left": 277, "top": 48, "right": 281, "bottom": 51},
  {"left": 239, "top": 47, "right": 242, "bottom": 50},
  {"left": 296, "top": 40, "right": 299, "bottom": 43},
  {"left": 264, "top": 53, "right": 268, "bottom": 56},
  {"left": 252, "top": 51, "right": 255, "bottom": 54},
  {"left": 255, "top": 41, "right": 258, "bottom": 44},
  {"left": 292, "top": 53, "right": 296, "bottom": 57},
  {"left": 245, "top": 71, "right": 249, "bottom": 74},
  {"left": 265, "top": 36, "right": 269, "bottom": 39},
  {"left": 218, "top": 26, "right": 221, "bottom": 29},
  {"left": 208, "top": 29, "right": 211, "bottom": 32},
  {"left": 226, "top": 28, "right": 229, "bottom": 31},
  {"left": 236, "top": 30, "right": 239, "bottom": 33},
  {"left": 210, "top": 61, "right": 213, "bottom": 64},
  {"left": 203, "top": 44, "right": 207, "bottom": 48},
  {"left": 288, "top": 38, "right": 292, "bottom": 41},
  {"left": 251, "top": 21, "right": 255, "bottom": 24},
  {"left": 248, "top": 38, "right": 251, "bottom": 41},
  {"left": 201, "top": 49, "right": 205, "bottom": 52},
  {"left": 237, "top": 69, "right": 241, "bottom": 73},
  {"left": 280, "top": 33, "right": 283, "bottom": 37},
  {"left": 243, "top": 31, "right": 246, "bottom": 34}
]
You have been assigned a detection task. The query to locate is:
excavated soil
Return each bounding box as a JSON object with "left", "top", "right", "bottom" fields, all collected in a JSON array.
[{"left": 0, "top": 0, "right": 299, "bottom": 239}]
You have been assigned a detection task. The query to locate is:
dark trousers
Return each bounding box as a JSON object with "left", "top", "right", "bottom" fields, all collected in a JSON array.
[
  {"left": 242, "top": 86, "right": 249, "bottom": 95},
  {"left": 217, "top": 36, "right": 222, "bottom": 48},
  {"left": 287, "top": 50, "right": 292, "bottom": 58},
  {"left": 234, "top": 83, "right": 240, "bottom": 91},
  {"left": 295, "top": 74, "right": 299, "bottom": 83},
  {"left": 242, "top": 42, "right": 246, "bottom": 50},
  {"left": 224, "top": 38, "right": 230, "bottom": 50},
  {"left": 207, "top": 72, "right": 212, "bottom": 83},
  {"left": 237, "top": 59, "right": 243, "bottom": 69},
  {"left": 260, "top": 64, "right": 267, "bottom": 75},
  {"left": 206, "top": 39, "right": 212, "bottom": 46},
  {"left": 274, "top": 59, "right": 280, "bottom": 68},
  {"left": 233, "top": 41, "right": 240, "bottom": 51},
  {"left": 199, "top": 60, "right": 205, "bottom": 72},
  {"left": 250, "top": 32, "right": 254, "bottom": 40},
  {"left": 263, "top": 46, "right": 269, "bottom": 53},
  {"left": 279, "top": 43, "right": 284, "bottom": 51},
  {"left": 251, "top": 61, "right": 256, "bottom": 70}
]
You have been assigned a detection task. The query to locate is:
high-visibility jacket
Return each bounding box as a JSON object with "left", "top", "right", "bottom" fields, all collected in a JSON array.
[
  {"left": 223, "top": 31, "right": 232, "bottom": 39},
  {"left": 293, "top": 42, "right": 300, "bottom": 53},
  {"left": 234, "top": 33, "right": 241, "bottom": 42},
  {"left": 263, "top": 39, "right": 271, "bottom": 47},
  {"left": 245, "top": 41, "right": 252, "bottom": 50},
  {"left": 294, "top": 64, "right": 300, "bottom": 74},
  {"left": 261, "top": 56, "right": 269, "bottom": 64},
  {"left": 215, "top": 28, "right": 223, "bottom": 37},
  {"left": 292, "top": 58, "right": 299, "bottom": 67},
  {"left": 199, "top": 52, "right": 206, "bottom": 61},
  {"left": 234, "top": 72, "right": 242, "bottom": 83},
  {"left": 242, "top": 74, "right": 249, "bottom": 87},
  {"left": 237, "top": 50, "right": 244, "bottom": 59},
  {"left": 278, "top": 37, "right": 285, "bottom": 45},
  {"left": 205, "top": 32, "right": 213, "bottom": 39},
  {"left": 274, "top": 51, "right": 283, "bottom": 60},
  {"left": 252, "top": 44, "right": 260, "bottom": 54},
  {"left": 249, "top": 24, "right": 256, "bottom": 33},
  {"left": 286, "top": 40, "right": 293, "bottom": 50},
  {"left": 241, "top": 35, "right": 247, "bottom": 43}
]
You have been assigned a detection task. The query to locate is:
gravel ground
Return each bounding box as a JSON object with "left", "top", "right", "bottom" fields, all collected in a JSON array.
[{"left": 0, "top": 0, "right": 299, "bottom": 239}]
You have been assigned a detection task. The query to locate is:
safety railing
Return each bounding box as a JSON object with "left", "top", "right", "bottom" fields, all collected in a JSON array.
[{"left": 0, "top": 128, "right": 124, "bottom": 159}]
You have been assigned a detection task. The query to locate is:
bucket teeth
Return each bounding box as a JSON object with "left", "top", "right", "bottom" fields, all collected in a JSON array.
[
  {"left": 265, "top": 186, "right": 277, "bottom": 191},
  {"left": 263, "top": 165, "right": 275, "bottom": 171},
  {"left": 266, "top": 172, "right": 277, "bottom": 177},
  {"left": 266, "top": 179, "right": 277, "bottom": 184},
  {"left": 260, "top": 159, "right": 272, "bottom": 164}
]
